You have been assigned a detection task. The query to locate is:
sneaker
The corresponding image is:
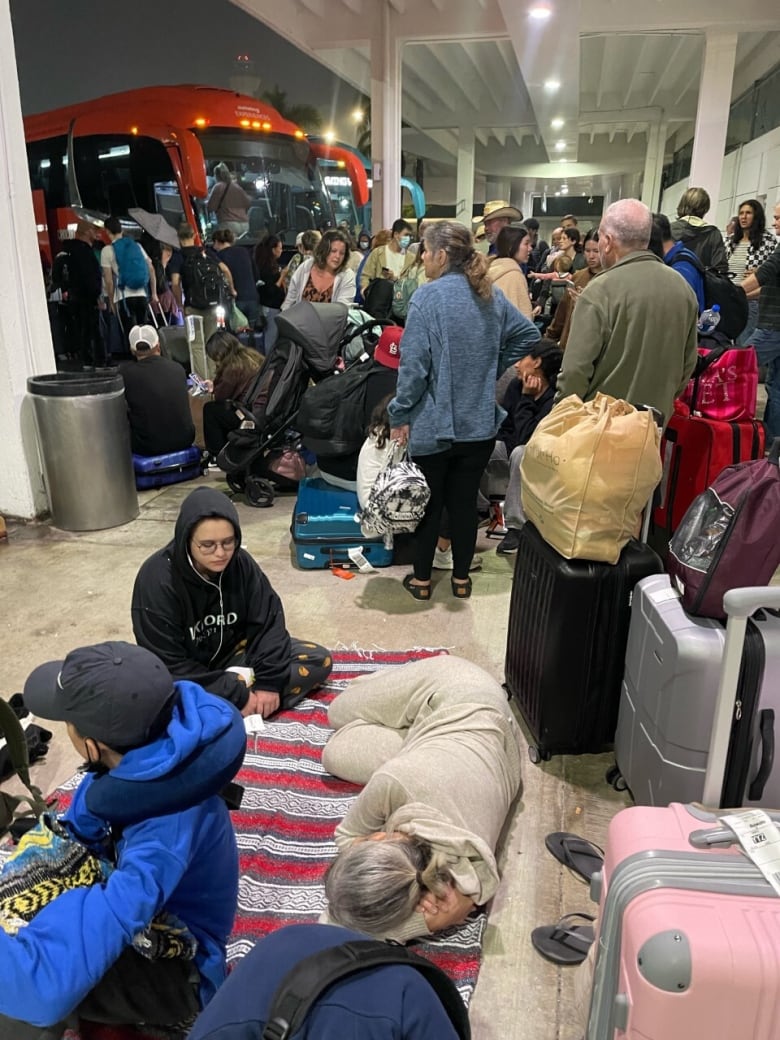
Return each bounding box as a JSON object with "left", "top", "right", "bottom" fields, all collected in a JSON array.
[
  {"left": 496, "top": 528, "right": 522, "bottom": 555},
  {"left": 432, "top": 548, "right": 483, "bottom": 571}
]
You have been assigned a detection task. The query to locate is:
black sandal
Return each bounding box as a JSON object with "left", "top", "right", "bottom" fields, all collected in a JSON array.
[
  {"left": 451, "top": 577, "right": 472, "bottom": 599},
  {"left": 403, "top": 574, "right": 431, "bottom": 601},
  {"left": 531, "top": 912, "right": 596, "bottom": 965}
]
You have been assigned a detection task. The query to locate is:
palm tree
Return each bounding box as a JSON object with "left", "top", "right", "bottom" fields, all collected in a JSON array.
[{"left": 259, "top": 85, "right": 323, "bottom": 133}]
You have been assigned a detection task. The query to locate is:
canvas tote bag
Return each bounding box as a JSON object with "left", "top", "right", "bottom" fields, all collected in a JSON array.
[{"left": 520, "top": 393, "right": 662, "bottom": 564}]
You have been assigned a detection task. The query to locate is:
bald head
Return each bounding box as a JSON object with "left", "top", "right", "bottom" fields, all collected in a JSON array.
[{"left": 598, "top": 199, "right": 653, "bottom": 267}]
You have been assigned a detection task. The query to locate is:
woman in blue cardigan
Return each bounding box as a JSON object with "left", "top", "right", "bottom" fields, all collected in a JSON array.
[{"left": 388, "top": 220, "right": 540, "bottom": 599}]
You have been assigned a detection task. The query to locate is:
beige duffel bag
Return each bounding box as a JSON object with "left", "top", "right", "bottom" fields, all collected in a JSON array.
[{"left": 520, "top": 393, "right": 661, "bottom": 564}]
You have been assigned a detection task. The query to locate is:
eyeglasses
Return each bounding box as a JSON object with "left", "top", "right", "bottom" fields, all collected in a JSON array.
[{"left": 195, "top": 537, "right": 237, "bottom": 555}]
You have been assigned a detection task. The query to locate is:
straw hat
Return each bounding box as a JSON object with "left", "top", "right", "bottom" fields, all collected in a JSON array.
[{"left": 473, "top": 200, "right": 523, "bottom": 224}]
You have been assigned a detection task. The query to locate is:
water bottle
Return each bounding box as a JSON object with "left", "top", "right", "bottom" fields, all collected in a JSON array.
[{"left": 698, "top": 303, "right": 721, "bottom": 334}]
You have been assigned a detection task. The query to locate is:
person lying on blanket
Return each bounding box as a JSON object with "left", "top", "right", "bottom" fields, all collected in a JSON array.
[
  {"left": 132, "top": 486, "right": 333, "bottom": 719},
  {"left": 0, "top": 642, "right": 244, "bottom": 1036},
  {"left": 323, "top": 655, "right": 522, "bottom": 940}
]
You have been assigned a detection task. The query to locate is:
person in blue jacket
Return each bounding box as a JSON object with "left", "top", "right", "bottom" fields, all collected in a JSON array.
[
  {"left": 387, "top": 219, "right": 540, "bottom": 601},
  {"left": 0, "top": 641, "right": 244, "bottom": 1038},
  {"left": 187, "top": 923, "right": 462, "bottom": 1039}
]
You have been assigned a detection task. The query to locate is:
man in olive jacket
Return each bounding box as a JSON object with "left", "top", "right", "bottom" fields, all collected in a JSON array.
[{"left": 556, "top": 198, "right": 699, "bottom": 423}]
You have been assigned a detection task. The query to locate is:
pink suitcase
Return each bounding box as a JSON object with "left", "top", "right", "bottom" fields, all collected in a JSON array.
[{"left": 587, "top": 803, "right": 780, "bottom": 1039}]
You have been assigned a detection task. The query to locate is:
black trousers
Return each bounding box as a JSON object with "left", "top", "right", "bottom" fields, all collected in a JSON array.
[
  {"left": 412, "top": 438, "right": 495, "bottom": 581},
  {"left": 0, "top": 947, "right": 200, "bottom": 1039},
  {"left": 116, "top": 296, "right": 150, "bottom": 345},
  {"left": 203, "top": 400, "right": 241, "bottom": 458},
  {"left": 64, "top": 298, "right": 102, "bottom": 367}
]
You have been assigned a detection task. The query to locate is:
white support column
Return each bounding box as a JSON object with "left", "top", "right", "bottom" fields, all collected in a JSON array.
[
  {"left": 486, "top": 177, "right": 511, "bottom": 202},
  {"left": 688, "top": 32, "right": 738, "bottom": 212},
  {"left": 0, "top": 3, "right": 56, "bottom": 519},
  {"left": 455, "top": 128, "right": 475, "bottom": 226},
  {"left": 370, "top": 8, "right": 402, "bottom": 234},
  {"left": 641, "top": 120, "right": 667, "bottom": 212}
]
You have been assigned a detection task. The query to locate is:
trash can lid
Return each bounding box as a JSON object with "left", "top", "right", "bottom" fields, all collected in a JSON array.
[{"left": 27, "top": 372, "right": 125, "bottom": 397}]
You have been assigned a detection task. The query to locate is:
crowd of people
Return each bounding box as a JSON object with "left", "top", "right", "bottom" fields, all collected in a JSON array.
[{"left": 13, "top": 185, "right": 780, "bottom": 1035}]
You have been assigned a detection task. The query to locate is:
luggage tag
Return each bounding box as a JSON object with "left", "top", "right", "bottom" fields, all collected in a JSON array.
[
  {"left": 331, "top": 566, "right": 356, "bottom": 580},
  {"left": 244, "top": 713, "right": 265, "bottom": 754},
  {"left": 347, "top": 547, "right": 376, "bottom": 573},
  {"left": 721, "top": 809, "right": 780, "bottom": 896}
]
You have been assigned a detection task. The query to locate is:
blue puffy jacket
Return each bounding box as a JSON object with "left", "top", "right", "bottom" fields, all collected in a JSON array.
[{"left": 0, "top": 682, "right": 244, "bottom": 1027}]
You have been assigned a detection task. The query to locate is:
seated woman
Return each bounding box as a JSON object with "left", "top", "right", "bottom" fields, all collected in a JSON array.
[
  {"left": 491, "top": 340, "right": 564, "bottom": 556},
  {"left": 282, "top": 230, "right": 356, "bottom": 310},
  {"left": 322, "top": 655, "right": 522, "bottom": 941},
  {"left": 132, "top": 486, "right": 333, "bottom": 719},
  {"left": 202, "top": 330, "right": 263, "bottom": 463}
]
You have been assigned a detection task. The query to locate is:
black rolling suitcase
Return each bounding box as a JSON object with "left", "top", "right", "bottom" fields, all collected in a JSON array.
[{"left": 504, "top": 521, "right": 661, "bottom": 762}]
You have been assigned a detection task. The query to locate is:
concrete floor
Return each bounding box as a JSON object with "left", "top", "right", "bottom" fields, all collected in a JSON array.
[{"left": 1, "top": 472, "right": 632, "bottom": 1040}]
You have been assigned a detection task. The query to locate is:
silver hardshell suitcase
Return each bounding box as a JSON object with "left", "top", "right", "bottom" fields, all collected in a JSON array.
[{"left": 612, "top": 578, "right": 780, "bottom": 807}]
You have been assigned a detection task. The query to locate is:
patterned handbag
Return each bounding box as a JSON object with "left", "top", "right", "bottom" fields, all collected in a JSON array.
[{"left": 0, "top": 813, "right": 197, "bottom": 960}]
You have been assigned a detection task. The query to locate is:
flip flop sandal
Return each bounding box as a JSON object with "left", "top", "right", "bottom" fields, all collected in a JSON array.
[
  {"left": 545, "top": 832, "right": 605, "bottom": 884},
  {"left": 531, "top": 912, "right": 596, "bottom": 966}
]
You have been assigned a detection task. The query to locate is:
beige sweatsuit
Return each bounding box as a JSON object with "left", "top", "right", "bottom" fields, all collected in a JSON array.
[{"left": 322, "top": 655, "right": 523, "bottom": 941}]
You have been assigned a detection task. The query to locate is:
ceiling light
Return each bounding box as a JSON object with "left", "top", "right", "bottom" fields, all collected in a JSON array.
[
  {"left": 555, "top": 191, "right": 561, "bottom": 196},
  {"left": 561, "top": 185, "right": 569, "bottom": 194},
  {"left": 529, "top": 4, "right": 552, "bottom": 19},
  {"left": 551, "top": 118, "right": 564, "bottom": 130},
  {"left": 324, "top": 130, "right": 336, "bottom": 143},
  {"left": 544, "top": 79, "right": 560, "bottom": 93},
  {"left": 554, "top": 140, "right": 566, "bottom": 151}
]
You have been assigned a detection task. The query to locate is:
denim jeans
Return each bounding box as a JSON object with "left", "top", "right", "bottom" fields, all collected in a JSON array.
[{"left": 752, "top": 327, "right": 780, "bottom": 441}]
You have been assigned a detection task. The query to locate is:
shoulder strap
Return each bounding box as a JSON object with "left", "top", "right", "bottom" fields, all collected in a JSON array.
[
  {"left": 668, "top": 247, "right": 704, "bottom": 273},
  {"left": 0, "top": 698, "right": 48, "bottom": 829},
  {"left": 262, "top": 939, "right": 470, "bottom": 1040}
]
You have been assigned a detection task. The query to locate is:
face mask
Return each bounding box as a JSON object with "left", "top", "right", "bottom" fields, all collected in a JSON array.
[
  {"left": 359, "top": 240, "right": 370, "bottom": 251},
  {"left": 399, "top": 235, "right": 411, "bottom": 249}
]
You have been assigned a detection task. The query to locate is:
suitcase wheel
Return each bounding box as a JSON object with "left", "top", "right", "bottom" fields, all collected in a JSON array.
[
  {"left": 245, "top": 475, "right": 275, "bottom": 508},
  {"left": 605, "top": 764, "right": 628, "bottom": 792},
  {"left": 528, "top": 746, "right": 551, "bottom": 765}
]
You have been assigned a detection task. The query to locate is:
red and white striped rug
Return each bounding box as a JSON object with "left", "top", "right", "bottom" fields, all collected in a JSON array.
[{"left": 44, "top": 649, "right": 488, "bottom": 1038}]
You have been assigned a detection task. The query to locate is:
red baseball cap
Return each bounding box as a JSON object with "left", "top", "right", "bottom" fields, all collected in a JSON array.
[{"left": 374, "top": 327, "right": 403, "bottom": 370}]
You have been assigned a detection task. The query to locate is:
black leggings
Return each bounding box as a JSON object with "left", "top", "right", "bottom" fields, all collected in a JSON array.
[{"left": 412, "top": 438, "right": 495, "bottom": 581}]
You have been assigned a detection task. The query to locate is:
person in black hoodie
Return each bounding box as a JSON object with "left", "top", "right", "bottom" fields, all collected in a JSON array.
[
  {"left": 483, "top": 340, "right": 563, "bottom": 556},
  {"left": 131, "top": 487, "right": 332, "bottom": 718}
]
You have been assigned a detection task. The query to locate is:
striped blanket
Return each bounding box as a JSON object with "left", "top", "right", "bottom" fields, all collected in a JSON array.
[{"left": 14, "top": 649, "right": 487, "bottom": 1038}]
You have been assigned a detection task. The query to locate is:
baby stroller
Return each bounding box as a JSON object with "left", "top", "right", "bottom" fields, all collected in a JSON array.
[{"left": 216, "top": 301, "right": 388, "bottom": 507}]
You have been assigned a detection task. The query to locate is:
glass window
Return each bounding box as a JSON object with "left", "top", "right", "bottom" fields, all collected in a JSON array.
[
  {"left": 196, "top": 130, "right": 334, "bottom": 244},
  {"left": 27, "top": 136, "right": 68, "bottom": 208},
  {"left": 72, "top": 135, "right": 177, "bottom": 217}
]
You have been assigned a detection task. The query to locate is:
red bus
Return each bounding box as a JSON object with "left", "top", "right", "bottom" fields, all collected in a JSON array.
[{"left": 24, "top": 84, "right": 368, "bottom": 268}]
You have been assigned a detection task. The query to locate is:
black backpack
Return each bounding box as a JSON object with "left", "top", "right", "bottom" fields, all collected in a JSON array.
[
  {"left": 184, "top": 251, "right": 227, "bottom": 309},
  {"left": 668, "top": 248, "right": 748, "bottom": 341},
  {"left": 262, "top": 939, "right": 471, "bottom": 1039},
  {"left": 362, "top": 278, "right": 395, "bottom": 321},
  {"left": 296, "top": 356, "right": 377, "bottom": 457},
  {"left": 0, "top": 695, "right": 49, "bottom": 839}
]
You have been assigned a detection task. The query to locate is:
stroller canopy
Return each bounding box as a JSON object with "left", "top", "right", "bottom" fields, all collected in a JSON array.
[{"left": 275, "top": 301, "right": 350, "bottom": 378}]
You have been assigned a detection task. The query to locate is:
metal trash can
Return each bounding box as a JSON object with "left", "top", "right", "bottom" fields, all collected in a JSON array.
[{"left": 27, "top": 372, "right": 139, "bottom": 531}]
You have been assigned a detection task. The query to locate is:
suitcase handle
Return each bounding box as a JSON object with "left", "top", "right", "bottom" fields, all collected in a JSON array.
[
  {"left": 702, "top": 588, "right": 780, "bottom": 807},
  {"left": 723, "top": 587, "right": 780, "bottom": 618},
  {"left": 748, "top": 709, "right": 775, "bottom": 802}
]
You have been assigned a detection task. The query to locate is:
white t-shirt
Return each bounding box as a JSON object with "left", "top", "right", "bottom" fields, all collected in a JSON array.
[
  {"left": 356, "top": 433, "right": 403, "bottom": 510},
  {"left": 101, "top": 241, "right": 152, "bottom": 302},
  {"left": 383, "top": 245, "right": 406, "bottom": 279},
  {"left": 728, "top": 240, "right": 750, "bottom": 284}
]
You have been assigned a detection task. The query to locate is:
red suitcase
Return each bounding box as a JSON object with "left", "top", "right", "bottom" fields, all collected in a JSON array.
[
  {"left": 587, "top": 803, "right": 780, "bottom": 1039},
  {"left": 652, "top": 402, "right": 765, "bottom": 543}
]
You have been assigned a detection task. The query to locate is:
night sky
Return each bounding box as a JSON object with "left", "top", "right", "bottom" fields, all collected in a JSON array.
[{"left": 10, "top": 0, "right": 363, "bottom": 134}]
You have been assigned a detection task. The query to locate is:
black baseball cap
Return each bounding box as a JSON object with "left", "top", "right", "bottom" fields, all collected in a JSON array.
[{"left": 23, "top": 641, "right": 177, "bottom": 750}]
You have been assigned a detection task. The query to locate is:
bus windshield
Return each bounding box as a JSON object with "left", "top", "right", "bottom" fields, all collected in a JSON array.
[{"left": 196, "top": 129, "right": 333, "bottom": 245}]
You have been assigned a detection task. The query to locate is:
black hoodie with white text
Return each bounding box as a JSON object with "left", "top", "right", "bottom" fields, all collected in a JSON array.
[{"left": 131, "top": 487, "right": 291, "bottom": 709}]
